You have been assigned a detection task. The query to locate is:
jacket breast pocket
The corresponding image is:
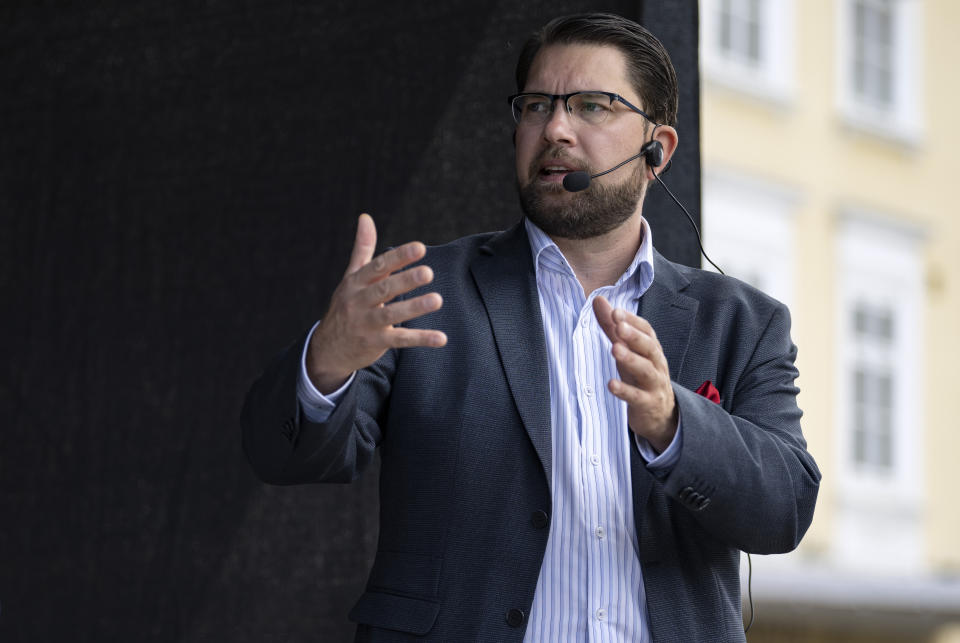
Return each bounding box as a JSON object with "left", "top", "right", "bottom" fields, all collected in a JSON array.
[{"left": 348, "top": 551, "right": 443, "bottom": 635}]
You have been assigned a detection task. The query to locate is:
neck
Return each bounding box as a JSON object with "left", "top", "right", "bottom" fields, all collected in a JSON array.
[{"left": 551, "top": 213, "right": 645, "bottom": 296}]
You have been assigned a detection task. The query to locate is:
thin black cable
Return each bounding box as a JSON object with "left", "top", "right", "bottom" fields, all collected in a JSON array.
[
  {"left": 649, "top": 165, "right": 756, "bottom": 634},
  {"left": 743, "top": 552, "right": 754, "bottom": 633},
  {"left": 650, "top": 171, "right": 724, "bottom": 275},
  {"left": 591, "top": 151, "right": 645, "bottom": 179}
]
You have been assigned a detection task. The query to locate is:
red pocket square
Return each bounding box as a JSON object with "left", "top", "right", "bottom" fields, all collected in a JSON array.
[{"left": 695, "top": 380, "right": 721, "bottom": 404}]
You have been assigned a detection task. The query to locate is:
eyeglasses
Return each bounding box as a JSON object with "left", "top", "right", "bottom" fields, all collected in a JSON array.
[{"left": 507, "top": 90, "right": 654, "bottom": 127}]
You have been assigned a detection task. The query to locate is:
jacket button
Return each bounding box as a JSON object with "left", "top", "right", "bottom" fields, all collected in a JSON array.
[
  {"left": 506, "top": 608, "right": 525, "bottom": 627},
  {"left": 531, "top": 510, "right": 549, "bottom": 529}
]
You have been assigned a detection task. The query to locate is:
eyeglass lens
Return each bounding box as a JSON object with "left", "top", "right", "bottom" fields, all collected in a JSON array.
[{"left": 511, "top": 93, "right": 616, "bottom": 126}]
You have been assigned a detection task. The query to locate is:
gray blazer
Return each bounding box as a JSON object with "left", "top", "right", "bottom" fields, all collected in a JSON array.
[{"left": 242, "top": 221, "right": 821, "bottom": 642}]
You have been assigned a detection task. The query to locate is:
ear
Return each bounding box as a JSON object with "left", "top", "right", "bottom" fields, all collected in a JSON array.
[{"left": 648, "top": 125, "right": 678, "bottom": 180}]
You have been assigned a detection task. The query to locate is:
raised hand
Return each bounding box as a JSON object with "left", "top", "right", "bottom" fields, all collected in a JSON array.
[
  {"left": 592, "top": 295, "right": 678, "bottom": 452},
  {"left": 306, "top": 214, "right": 447, "bottom": 393}
]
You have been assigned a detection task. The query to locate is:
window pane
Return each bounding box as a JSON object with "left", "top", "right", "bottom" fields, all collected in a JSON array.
[
  {"left": 851, "top": 0, "right": 896, "bottom": 107},
  {"left": 720, "top": 8, "right": 733, "bottom": 52},
  {"left": 851, "top": 367, "right": 896, "bottom": 470}
]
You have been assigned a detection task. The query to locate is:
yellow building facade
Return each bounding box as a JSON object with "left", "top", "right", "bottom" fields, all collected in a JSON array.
[{"left": 698, "top": 0, "right": 960, "bottom": 640}]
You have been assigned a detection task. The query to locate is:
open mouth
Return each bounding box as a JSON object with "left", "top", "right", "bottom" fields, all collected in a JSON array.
[{"left": 537, "top": 164, "right": 579, "bottom": 182}]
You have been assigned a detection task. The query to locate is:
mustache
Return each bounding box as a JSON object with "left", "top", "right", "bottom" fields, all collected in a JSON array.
[{"left": 527, "top": 147, "right": 593, "bottom": 178}]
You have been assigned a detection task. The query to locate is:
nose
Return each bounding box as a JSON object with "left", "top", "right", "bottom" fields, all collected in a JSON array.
[{"left": 541, "top": 100, "right": 577, "bottom": 147}]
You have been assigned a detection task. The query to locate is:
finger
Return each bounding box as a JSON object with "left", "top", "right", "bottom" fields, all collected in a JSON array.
[
  {"left": 612, "top": 342, "right": 659, "bottom": 388},
  {"left": 383, "top": 326, "right": 448, "bottom": 349},
  {"left": 357, "top": 265, "right": 435, "bottom": 307},
  {"left": 611, "top": 308, "right": 657, "bottom": 340},
  {"left": 354, "top": 241, "right": 427, "bottom": 286},
  {"left": 345, "top": 213, "right": 377, "bottom": 277},
  {"left": 371, "top": 292, "right": 444, "bottom": 327},
  {"left": 614, "top": 321, "right": 667, "bottom": 372},
  {"left": 607, "top": 377, "right": 651, "bottom": 407},
  {"left": 592, "top": 295, "right": 618, "bottom": 343}
]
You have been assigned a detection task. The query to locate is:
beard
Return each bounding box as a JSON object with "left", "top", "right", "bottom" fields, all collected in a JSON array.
[{"left": 517, "top": 155, "right": 645, "bottom": 241}]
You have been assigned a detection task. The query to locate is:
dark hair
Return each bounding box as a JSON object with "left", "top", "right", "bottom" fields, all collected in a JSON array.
[{"left": 515, "top": 12, "right": 679, "bottom": 127}]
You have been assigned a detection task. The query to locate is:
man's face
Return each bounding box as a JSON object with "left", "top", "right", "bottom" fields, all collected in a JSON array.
[{"left": 514, "top": 43, "right": 651, "bottom": 240}]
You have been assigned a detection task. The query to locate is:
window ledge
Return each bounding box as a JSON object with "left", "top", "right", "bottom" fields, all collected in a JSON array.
[
  {"left": 749, "top": 561, "right": 960, "bottom": 632},
  {"left": 839, "top": 105, "right": 924, "bottom": 150},
  {"left": 704, "top": 63, "right": 794, "bottom": 108}
]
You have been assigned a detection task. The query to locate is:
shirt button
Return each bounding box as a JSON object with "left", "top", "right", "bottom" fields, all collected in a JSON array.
[
  {"left": 581, "top": 317, "right": 589, "bottom": 327},
  {"left": 590, "top": 454, "right": 600, "bottom": 466},
  {"left": 596, "top": 608, "right": 607, "bottom": 621},
  {"left": 583, "top": 384, "right": 594, "bottom": 397},
  {"left": 595, "top": 526, "right": 605, "bottom": 539}
]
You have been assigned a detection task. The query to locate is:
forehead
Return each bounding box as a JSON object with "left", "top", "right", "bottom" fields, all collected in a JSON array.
[{"left": 524, "top": 43, "right": 635, "bottom": 100}]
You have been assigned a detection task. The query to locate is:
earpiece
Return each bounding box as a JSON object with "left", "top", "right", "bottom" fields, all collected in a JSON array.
[{"left": 640, "top": 140, "right": 663, "bottom": 168}]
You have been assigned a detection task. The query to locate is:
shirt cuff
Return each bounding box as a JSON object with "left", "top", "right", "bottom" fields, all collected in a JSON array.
[
  {"left": 634, "top": 417, "right": 683, "bottom": 477},
  {"left": 297, "top": 320, "right": 356, "bottom": 423}
]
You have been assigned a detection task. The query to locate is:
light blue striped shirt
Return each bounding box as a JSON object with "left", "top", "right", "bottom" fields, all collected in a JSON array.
[
  {"left": 297, "top": 219, "right": 683, "bottom": 640},
  {"left": 521, "top": 217, "right": 680, "bottom": 643}
]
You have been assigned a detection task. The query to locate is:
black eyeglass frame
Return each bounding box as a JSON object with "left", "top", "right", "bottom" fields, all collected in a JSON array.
[{"left": 507, "top": 90, "right": 656, "bottom": 125}]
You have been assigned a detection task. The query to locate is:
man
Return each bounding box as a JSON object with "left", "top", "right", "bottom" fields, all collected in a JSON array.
[{"left": 243, "top": 12, "right": 820, "bottom": 642}]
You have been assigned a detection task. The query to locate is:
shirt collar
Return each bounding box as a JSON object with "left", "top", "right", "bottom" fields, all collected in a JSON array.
[{"left": 524, "top": 217, "right": 655, "bottom": 295}]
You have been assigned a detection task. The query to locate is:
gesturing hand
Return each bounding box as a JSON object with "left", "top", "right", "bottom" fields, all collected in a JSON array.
[
  {"left": 592, "top": 295, "right": 678, "bottom": 452},
  {"left": 306, "top": 214, "right": 447, "bottom": 394}
]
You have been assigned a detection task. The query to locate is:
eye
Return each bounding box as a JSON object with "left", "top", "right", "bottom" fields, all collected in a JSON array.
[
  {"left": 575, "top": 94, "right": 612, "bottom": 113},
  {"left": 524, "top": 98, "right": 551, "bottom": 114}
]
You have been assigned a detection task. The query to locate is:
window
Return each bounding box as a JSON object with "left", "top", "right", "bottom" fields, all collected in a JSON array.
[
  {"left": 837, "top": 0, "right": 923, "bottom": 142},
  {"left": 834, "top": 209, "right": 925, "bottom": 573},
  {"left": 701, "top": 0, "right": 794, "bottom": 102},
  {"left": 852, "top": 0, "right": 895, "bottom": 109},
  {"left": 701, "top": 169, "right": 798, "bottom": 308},
  {"left": 718, "top": 0, "right": 762, "bottom": 66},
  {"left": 850, "top": 302, "right": 895, "bottom": 470}
]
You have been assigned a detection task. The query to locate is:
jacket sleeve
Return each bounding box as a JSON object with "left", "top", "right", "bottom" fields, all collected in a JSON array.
[
  {"left": 241, "top": 331, "right": 396, "bottom": 485},
  {"left": 663, "top": 302, "right": 821, "bottom": 554}
]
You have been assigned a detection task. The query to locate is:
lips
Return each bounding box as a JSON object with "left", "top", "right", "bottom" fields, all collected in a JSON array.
[{"left": 536, "top": 159, "right": 582, "bottom": 183}]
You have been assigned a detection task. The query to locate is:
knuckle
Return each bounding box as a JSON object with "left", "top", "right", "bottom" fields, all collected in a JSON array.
[
  {"left": 405, "top": 267, "right": 424, "bottom": 289},
  {"left": 376, "top": 305, "right": 394, "bottom": 326}
]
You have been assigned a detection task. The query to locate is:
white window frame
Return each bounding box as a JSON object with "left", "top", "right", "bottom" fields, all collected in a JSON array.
[
  {"left": 833, "top": 208, "right": 925, "bottom": 573},
  {"left": 700, "top": 0, "right": 795, "bottom": 103},
  {"left": 836, "top": 0, "right": 924, "bottom": 145},
  {"left": 701, "top": 168, "right": 799, "bottom": 309}
]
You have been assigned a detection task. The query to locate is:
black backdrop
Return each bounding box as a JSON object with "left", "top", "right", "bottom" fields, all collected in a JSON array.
[{"left": 0, "top": 2, "right": 700, "bottom": 641}]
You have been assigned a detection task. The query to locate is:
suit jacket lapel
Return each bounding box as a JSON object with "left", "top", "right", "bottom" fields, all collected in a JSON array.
[
  {"left": 638, "top": 251, "right": 699, "bottom": 385},
  {"left": 632, "top": 251, "right": 699, "bottom": 561},
  {"left": 469, "top": 222, "right": 553, "bottom": 485}
]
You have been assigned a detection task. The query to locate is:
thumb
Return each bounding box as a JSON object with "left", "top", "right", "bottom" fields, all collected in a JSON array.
[
  {"left": 345, "top": 213, "right": 377, "bottom": 276},
  {"left": 592, "top": 295, "right": 617, "bottom": 343}
]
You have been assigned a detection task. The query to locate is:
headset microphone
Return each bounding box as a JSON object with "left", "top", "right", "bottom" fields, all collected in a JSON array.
[
  {"left": 560, "top": 169, "right": 592, "bottom": 193},
  {"left": 560, "top": 139, "right": 724, "bottom": 275},
  {"left": 562, "top": 141, "right": 663, "bottom": 193}
]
